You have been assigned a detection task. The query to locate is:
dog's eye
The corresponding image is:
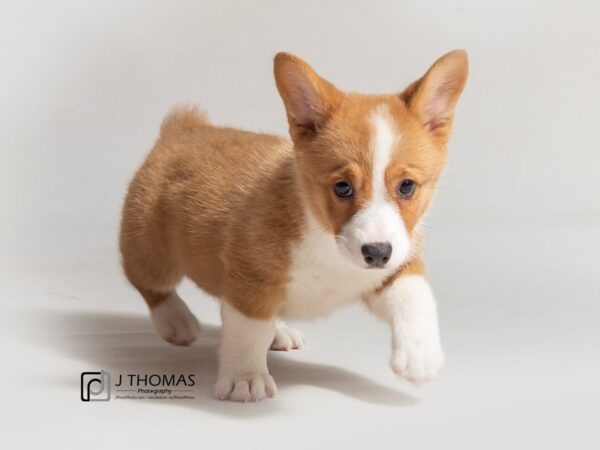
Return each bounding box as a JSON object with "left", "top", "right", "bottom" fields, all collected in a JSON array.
[
  {"left": 333, "top": 181, "right": 353, "bottom": 198},
  {"left": 397, "top": 179, "right": 416, "bottom": 198}
]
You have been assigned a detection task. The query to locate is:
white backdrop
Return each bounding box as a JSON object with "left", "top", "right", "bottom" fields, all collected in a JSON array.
[{"left": 1, "top": 1, "right": 599, "bottom": 449}]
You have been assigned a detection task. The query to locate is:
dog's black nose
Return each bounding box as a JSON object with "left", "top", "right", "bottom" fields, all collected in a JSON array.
[{"left": 361, "top": 242, "right": 392, "bottom": 267}]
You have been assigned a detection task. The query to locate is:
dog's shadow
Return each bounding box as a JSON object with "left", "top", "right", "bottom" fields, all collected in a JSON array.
[{"left": 27, "top": 309, "right": 415, "bottom": 417}]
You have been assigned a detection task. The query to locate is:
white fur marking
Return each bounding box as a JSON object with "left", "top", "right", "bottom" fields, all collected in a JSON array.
[
  {"left": 371, "top": 108, "right": 396, "bottom": 201},
  {"left": 215, "top": 303, "right": 277, "bottom": 402},
  {"left": 337, "top": 106, "right": 411, "bottom": 269},
  {"left": 282, "top": 211, "right": 394, "bottom": 319},
  {"left": 364, "top": 275, "right": 444, "bottom": 384}
]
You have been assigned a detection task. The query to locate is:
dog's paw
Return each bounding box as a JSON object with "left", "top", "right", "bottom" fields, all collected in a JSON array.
[
  {"left": 270, "top": 324, "right": 305, "bottom": 351},
  {"left": 150, "top": 293, "right": 200, "bottom": 346},
  {"left": 390, "top": 336, "right": 445, "bottom": 384},
  {"left": 214, "top": 373, "right": 277, "bottom": 402}
]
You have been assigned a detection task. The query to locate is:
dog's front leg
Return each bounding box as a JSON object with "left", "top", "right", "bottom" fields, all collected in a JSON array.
[
  {"left": 214, "top": 302, "right": 277, "bottom": 402},
  {"left": 364, "top": 267, "right": 445, "bottom": 384}
]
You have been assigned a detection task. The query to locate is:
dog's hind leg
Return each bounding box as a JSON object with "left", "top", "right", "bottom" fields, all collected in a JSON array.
[
  {"left": 141, "top": 288, "right": 201, "bottom": 346},
  {"left": 121, "top": 231, "right": 200, "bottom": 346}
]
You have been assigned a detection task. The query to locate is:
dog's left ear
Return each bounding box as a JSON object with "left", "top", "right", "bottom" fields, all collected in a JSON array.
[
  {"left": 401, "top": 50, "right": 468, "bottom": 144},
  {"left": 274, "top": 52, "right": 343, "bottom": 142}
]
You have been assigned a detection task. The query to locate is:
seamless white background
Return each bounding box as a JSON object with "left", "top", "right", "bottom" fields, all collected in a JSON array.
[{"left": 1, "top": 1, "right": 599, "bottom": 449}]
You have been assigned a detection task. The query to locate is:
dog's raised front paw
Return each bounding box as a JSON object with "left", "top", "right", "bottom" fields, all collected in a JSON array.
[
  {"left": 214, "top": 373, "right": 277, "bottom": 402},
  {"left": 391, "top": 337, "right": 445, "bottom": 384}
]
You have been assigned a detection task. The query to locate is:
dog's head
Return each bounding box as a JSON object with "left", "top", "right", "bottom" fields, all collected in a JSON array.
[{"left": 274, "top": 51, "right": 468, "bottom": 270}]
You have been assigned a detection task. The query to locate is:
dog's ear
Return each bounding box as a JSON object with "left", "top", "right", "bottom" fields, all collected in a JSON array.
[
  {"left": 401, "top": 50, "right": 468, "bottom": 144},
  {"left": 274, "top": 53, "right": 343, "bottom": 141}
]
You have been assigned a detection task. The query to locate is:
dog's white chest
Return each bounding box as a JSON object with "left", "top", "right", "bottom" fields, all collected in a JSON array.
[{"left": 280, "top": 215, "right": 392, "bottom": 319}]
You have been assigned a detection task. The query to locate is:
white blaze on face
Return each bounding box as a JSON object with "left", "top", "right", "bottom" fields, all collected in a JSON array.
[{"left": 336, "top": 106, "right": 411, "bottom": 269}]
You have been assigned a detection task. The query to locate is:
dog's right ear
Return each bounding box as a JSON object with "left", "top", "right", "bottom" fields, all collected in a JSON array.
[{"left": 274, "top": 53, "right": 343, "bottom": 141}]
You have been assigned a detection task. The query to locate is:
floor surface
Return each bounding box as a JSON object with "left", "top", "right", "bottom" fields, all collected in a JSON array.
[{"left": 2, "top": 218, "right": 598, "bottom": 449}]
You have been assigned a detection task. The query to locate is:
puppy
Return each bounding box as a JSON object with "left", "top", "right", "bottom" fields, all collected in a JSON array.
[{"left": 120, "top": 50, "right": 468, "bottom": 402}]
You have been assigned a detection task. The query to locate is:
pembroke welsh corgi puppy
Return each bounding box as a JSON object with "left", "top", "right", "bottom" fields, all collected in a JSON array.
[{"left": 120, "top": 50, "right": 468, "bottom": 402}]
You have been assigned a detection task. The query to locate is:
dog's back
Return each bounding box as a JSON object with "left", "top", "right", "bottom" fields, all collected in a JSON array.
[{"left": 120, "top": 106, "right": 293, "bottom": 300}]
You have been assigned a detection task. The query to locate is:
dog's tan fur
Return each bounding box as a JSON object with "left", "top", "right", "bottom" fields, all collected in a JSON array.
[{"left": 120, "top": 51, "right": 467, "bottom": 321}]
